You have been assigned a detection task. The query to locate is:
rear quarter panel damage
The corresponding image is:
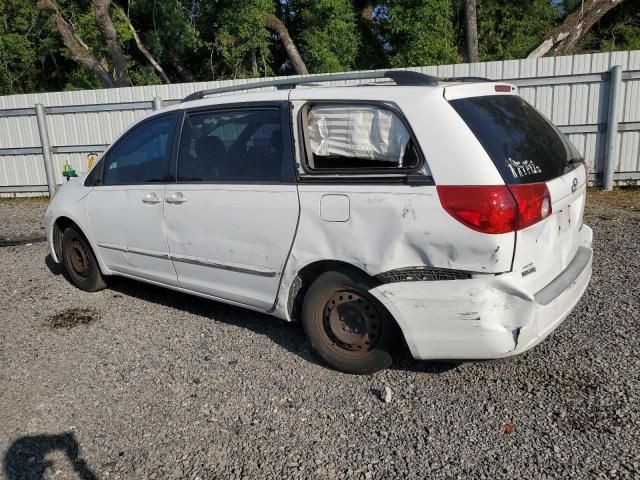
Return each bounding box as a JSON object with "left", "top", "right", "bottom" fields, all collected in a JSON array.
[
  {"left": 370, "top": 276, "right": 535, "bottom": 359},
  {"left": 273, "top": 184, "right": 515, "bottom": 320}
]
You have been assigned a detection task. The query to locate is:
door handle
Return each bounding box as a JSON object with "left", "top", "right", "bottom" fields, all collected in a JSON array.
[
  {"left": 166, "top": 192, "right": 187, "bottom": 204},
  {"left": 142, "top": 193, "right": 162, "bottom": 204}
]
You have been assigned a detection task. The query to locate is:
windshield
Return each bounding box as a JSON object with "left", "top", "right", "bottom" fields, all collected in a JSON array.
[{"left": 450, "top": 95, "right": 582, "bottom": 184}]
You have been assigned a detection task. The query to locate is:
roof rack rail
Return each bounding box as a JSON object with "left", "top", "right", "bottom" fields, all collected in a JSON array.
[
  {"left": 181, "top": 70, "right": 440, "bottom": 102},
  {"left": 441, "top": 76, "right": 493, "bottom": 83}
]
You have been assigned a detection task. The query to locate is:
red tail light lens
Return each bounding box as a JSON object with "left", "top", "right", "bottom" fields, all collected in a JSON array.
[
  {"left": 509, "top": 183, "right": 552, "bottom": 230},
  {"left": 436, "top": 186, "right": 517, "bottom": 234},
  {"left": 437, "top": 183, "right": 552, "bottom": 234}
]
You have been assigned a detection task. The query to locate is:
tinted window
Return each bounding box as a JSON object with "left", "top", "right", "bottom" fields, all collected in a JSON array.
[
  {"left": 304, "top": 104, "right": 420, "bottom": 171},
  {"left": 177, "top": 109, "right": 289, "bottom": 182},
  {"left": 102, "top": 115, "right": 175, "bottom": 185},
  {"left": 450, "top": 95, "right": 581, "bottom": 184}
]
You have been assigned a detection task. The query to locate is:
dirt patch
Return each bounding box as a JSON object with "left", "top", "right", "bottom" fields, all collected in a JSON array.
[
  {"left": 587, "top": 186, "right": 640, "bottom": 211},
  {"left": 47, "top": 307, "right": 100, "bottom": 329}
]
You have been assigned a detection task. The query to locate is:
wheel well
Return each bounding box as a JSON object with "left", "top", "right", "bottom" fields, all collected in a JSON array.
[
  {"left": 52, "top": 216, "right": 78, "bottom": 261},
  {"left": 287, "top": 260, "right": 381, "bottom": 322}
]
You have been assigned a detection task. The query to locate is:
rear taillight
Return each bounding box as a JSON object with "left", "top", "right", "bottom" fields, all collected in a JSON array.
[
  {"left": 509, "top": 183, "right": 552, "bottom": 230},
  {"left": 437, "top": 184, "right": 552, "bottom": 234}
]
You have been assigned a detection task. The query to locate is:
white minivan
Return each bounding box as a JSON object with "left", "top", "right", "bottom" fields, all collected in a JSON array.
[{"left": 45, "top": 71, "right": 593, "bottom": 374}]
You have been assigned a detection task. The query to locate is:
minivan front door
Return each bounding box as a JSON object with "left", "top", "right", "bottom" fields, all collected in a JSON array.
[
  {"left": 88, "top": 113, "right": 179, "bottom": 286},
  {"left": 164, "top": 104, "right": 299, "bottom": 310}
]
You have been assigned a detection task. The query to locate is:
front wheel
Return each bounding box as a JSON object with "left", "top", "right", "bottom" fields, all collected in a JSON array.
[
  {"left": 61, "top": 225, "right": 107, "bottom": 292},
  {"left": 301, "top": 270, "right": 399, "bottom": 374}
]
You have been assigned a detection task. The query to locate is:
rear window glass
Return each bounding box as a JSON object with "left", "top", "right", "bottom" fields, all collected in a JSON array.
[{"left": 450, "top": 95, "right": 581, "bottom": 184}]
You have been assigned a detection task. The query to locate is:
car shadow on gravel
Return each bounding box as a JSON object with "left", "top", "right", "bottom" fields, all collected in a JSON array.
[
  {"left": 3, "top": 432, "right": 97, "bottom": 480},
  {"left": 45, "top": 254, "right": 64, "bottom": 276},
  {"left": 44, "top": 255, "right": 457, "bottom": 374},
  {"left": 111, "top": 277, "right": 456, "bottom": 374},
  {"left": 107, "top": 275, "right": 330, "bottom": 368}
]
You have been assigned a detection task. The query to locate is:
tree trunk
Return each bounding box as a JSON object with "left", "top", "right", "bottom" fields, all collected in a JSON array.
[
  {"left": 93, "top": 0, "right": 132, "bottom": 87},
  {"left": 264, "top": 13, "right": 309, "bottom": 75},
  {"left": 528, "top": 0, "right": 628, "bottom": 58},
  {"left": 36, "top": 0, "right": 115, "bottom": 88},
  {"left": 170, "top": 55, "right": 195, "bottom": 82},
  {"left": 251, "top": 50, "right": 258, "bottom": 77},
  {"left": 114, "top": 5, "right": 171, "bottom": 84},
  {"left": 465, "top": 0, "right": 479, "bottom": 63}
]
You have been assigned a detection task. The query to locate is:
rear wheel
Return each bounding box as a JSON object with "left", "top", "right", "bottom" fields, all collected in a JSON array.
[
  {"left": 301, "top": 269, "right": 399, "bottom": 374},
  {"left": 61, "top": 226, "right": 107, "bottom": 292}
]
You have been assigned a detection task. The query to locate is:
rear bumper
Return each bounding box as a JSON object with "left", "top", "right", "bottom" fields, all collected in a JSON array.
[{"left": 370, "top": 225, "right": 593, "bottom": 360}]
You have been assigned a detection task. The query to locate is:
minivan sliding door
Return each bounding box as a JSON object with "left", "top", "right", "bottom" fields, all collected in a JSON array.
[{"left": 163, "top": 102, "right": 299, "bottom": 310}]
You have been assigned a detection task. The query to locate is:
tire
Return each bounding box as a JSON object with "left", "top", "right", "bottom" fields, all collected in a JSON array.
[
  {"left": 61, "top": 225, "right": 107, "bottom": 292},
  {"left": 301, "top": 269, "right": 399, "bottom": 374}
]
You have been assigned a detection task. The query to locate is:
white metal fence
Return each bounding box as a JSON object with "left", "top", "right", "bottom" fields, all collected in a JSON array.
[{"left": 1, "top": 50, "right": 639, "bottom": 194}]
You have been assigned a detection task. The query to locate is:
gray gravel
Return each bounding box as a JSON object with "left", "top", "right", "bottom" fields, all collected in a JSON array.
[
  {"left": 0, "top": 191, "right": 639, "bottom": 479},
  {"left": 0, "top": 198, "right": 48, "bottom": 240}
]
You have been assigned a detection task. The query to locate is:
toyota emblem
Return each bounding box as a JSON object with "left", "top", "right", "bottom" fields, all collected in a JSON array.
[{"left": 571, "top": 177, "right": 578, "bottom": 193}]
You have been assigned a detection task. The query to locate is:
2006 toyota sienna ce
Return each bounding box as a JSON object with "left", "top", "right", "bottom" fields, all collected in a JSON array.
[{"left": 45, "top": 71, "right": 593, "bottom": 374}]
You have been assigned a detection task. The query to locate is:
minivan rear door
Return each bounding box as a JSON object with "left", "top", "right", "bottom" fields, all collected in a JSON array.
[{"left": 449, "top": 92, "right": 588, "bottom": 293}]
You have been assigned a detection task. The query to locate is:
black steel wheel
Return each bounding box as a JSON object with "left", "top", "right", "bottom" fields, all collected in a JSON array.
[
  {"left": 61, "top": 225, "right": 107, "bottom": 292},
  {"left": 302, "top": 269, "right": 399, "bottom": 374}
]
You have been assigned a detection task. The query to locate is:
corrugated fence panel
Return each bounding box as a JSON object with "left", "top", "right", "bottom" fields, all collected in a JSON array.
[{"left": 1, "top": 50, "right": 639, "bottom": 192}]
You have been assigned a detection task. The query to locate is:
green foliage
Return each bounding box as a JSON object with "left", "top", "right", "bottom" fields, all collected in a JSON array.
[
  {"left": 296, "top": 0, "right": 360, "bottom": 73},
  {"left": 0, "top": 0, "right": 44, "bottom": 94},
  {"left": 215, "top": 0, "right": 274, "bottom": 78},
  {"left": 129, "top": 0, "right": 207, "bottom": 79},
  {"left": 382, "top": 0, "right": 462, "bottom": 67},
  {"left": 0, "top": 0, "right": 637, "bottom": 95},
  {"left": 476, "top": 0, "right": 559, "bottom": 61}
]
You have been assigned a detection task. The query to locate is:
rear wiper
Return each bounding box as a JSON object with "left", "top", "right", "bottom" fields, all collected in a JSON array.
[{"left": 565, "top": 157, "right": 584, "bottom": 172}]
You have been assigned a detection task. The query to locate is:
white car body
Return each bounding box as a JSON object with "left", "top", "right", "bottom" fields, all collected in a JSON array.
[{"left": 45, "top": 77, "right": 593, "bottom": 361}]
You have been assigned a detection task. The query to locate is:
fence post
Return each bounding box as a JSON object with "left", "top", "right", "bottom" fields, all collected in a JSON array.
[
  {"left": 152, "top": 96, "right": 162, "bottom": 111},
  {"left": 603, "top": 65, "right": 622, "bottom": 191},
  {"left": 35, "top": 103, "right": 56, "bottom": 197}
]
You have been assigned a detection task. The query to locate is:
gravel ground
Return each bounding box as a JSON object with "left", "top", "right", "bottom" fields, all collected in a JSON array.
[
  {"left": 0, "top": 190, "right": 638, "bottom": 479},
  {"left": 0, "top": 198, "right": 48, "bottom": 241}
]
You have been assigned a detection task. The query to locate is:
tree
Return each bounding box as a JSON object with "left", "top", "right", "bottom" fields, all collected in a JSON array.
[
  {"left": 578, "top": 1, "right": 640, "bottom": 52},
  {"left": 36, "top": 0, "right": 116, "bottom": 88},
  {"left": 293, "top": 0, "right": 360, "bottom": 73},
  {"left": 3, "top": 0, "right": 639, "bottom": 96},
  {"left": 465, "top": 0, "right": 478, "bottom": 62},
  {"left": 114, "top": 4, "right": 170, "bottom": 84},
  {"left": 93, "top": 0, "right": 130, "bottom": 86},
  {"left": 0, "top": 0, "right": 54, "bottom": 94},
  {"left": 381, "top": 0, "right": 462, "bottom": 67},
  {"left": 352, "top": 0, "right": 389, "bottom": 69},
  {"left": 529, "top": 0, "right": 629, "bottom": 58},
  {"left": 264, "top": 13, "right": 308, "bottom": 75},
  {"left": 476, "top": 0, "right": 558, "bottom": 61}
]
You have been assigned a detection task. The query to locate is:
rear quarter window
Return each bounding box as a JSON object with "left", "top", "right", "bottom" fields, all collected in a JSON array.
[
  {"left": 450, "top": 95, "right": 580, "bottom": 184},
  {"left": 301, "top": 103, "right": 421, "bottom": 172}
]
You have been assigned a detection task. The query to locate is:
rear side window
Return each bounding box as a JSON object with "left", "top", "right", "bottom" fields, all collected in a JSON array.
[
  {"left": 177, "top": 108, "right": 292, "bottom": 183},
  {"left": 450, "top": 95, "right": 580, "bottom": 184},
  {"left": 302, "top": 104, "right": 420, "bottom": 171},
  {"left": 102, "top": 114, "right": 176, "bottom": 185}
]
